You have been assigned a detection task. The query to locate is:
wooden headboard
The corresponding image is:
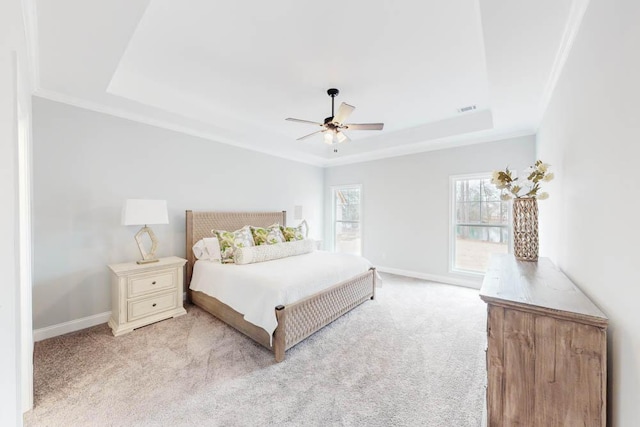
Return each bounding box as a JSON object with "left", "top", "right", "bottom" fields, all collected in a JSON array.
[{"left": 185, "top": 210, "right": 286, "bottom": 287}]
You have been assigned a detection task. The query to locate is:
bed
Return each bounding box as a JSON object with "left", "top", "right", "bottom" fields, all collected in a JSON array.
[{"left": 185, "top": 210, "right": 377, "bottom": 362}]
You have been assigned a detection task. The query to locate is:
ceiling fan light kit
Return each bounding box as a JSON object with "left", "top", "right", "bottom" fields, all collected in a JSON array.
[
  {"left": 324, "top": 130, "right": 348, "bottom": 145},
  {"left": 286, "top": 88, "right": 384, "bottom": 145}
]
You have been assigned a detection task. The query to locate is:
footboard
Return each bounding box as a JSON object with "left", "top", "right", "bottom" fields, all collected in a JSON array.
[{"left": 273, "top": 267, "right": 376, "bottom": 362}]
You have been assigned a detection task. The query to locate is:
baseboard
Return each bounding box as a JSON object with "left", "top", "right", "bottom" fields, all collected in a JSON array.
[
  {"left": 33, "top": 311, "right": 112, "bottom": 342},
  {"left": 376, "top": 266, "right": 482, "bottom": 289},
  {"left": 34, "top": 294, "right": 191, "bottom": 341},
  {"left": 32, "top": 276, "right": 477, "bottom": 341}
]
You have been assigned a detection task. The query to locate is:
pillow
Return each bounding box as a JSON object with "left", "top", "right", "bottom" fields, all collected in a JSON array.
[
  {"left": 281, "top": 220, "right": 309, "bottom": 242},
  {"left": 192, "top": 237, "right": 222, "bottom": 261},
  {"left": 235, "top": 239, "right": 316, "bottom": 265},
  {"left": 250, "top": 223, "right": 285, "bottom": 246},
  {"left": 213, "top": 225, "right": 255, "bottom": 263}
]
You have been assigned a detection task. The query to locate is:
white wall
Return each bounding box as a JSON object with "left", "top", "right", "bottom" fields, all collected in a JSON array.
[
  {"left": 536, "top": 0, "right": 640, "bottom": 424},
  {"left": 32, "top": 97, "right": 323, "bottom": 330},
  {"left": 324, "top": 136, "right": 535, "bottom": 287},
  {"left": 1, "top": 0, "right": 33, "bottom": 423}
]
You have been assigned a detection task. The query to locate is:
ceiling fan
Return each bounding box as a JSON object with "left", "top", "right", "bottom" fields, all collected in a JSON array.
[{"left": 286, "top": 88, "right": 384, "bottom": 145}]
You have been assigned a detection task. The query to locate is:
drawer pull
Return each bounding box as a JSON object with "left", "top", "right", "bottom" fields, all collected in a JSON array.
[
  {"left": 152, "top": 281, "right": 156, "bottom": 285},
  {"left": 152, "top": 303, "right": 157, "bottom": 307}
]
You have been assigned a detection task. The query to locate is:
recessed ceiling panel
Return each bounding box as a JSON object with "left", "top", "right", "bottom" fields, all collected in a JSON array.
[{"left": 108, "top": 0, "right": 490, "bottom": 155}]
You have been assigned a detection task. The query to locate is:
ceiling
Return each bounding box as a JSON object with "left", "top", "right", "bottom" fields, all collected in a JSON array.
[{"left": 30, "top": 0, "right": 582, "bottom": 166}]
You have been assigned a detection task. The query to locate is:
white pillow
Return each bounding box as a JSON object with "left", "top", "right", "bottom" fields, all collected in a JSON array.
[
  {"left": 234, "top": 239, "right": 315, "bottom": 265},
  {"left": 192, "top": 237, "right": 222, "bottom": 262}
]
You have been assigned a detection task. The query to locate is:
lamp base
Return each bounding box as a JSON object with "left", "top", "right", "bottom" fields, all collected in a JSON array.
[
  {"left": 136, "top": 258, "right": 159, "bottom": 265},
  {"left": 134, "top": 226, "right": 160, "bottom": 264}
]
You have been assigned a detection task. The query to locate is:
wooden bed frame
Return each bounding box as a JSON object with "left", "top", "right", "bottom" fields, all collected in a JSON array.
[{"left": 185, "top": 210, "right": 376, "bottom": 362}]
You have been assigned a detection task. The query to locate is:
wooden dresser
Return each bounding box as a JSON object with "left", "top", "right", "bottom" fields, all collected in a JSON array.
[{"left": 480, "top": 254, "right": 608, "bottom": 426}]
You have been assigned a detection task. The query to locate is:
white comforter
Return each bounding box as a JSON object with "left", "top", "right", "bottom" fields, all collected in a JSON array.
[{"left": 189, "top": 251, "right": 373, "bottom": 339}]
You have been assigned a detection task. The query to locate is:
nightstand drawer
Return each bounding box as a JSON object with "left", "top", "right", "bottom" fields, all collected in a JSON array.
[
  {"left": 127, "top": 270, "right": 175, "bottom": 298},
  {"left": 128, "top": 292, "right": 177, "bottom": 321}
]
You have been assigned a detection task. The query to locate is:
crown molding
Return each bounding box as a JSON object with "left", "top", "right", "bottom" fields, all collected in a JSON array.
[
  {"left": 320, "top": 128, "right": 536, "bottom": 167},
  {"left": 537, "top": 0, "right": 590, "bottom": 125},
  {"left": 20, "top": 0, "right": 40, "bottom": 92},
  {"left": 33, "top": 88, "right": 327, "bottom": 167},
  {"left": 34, "top": 90, "right": 535, "bottom": 169}
]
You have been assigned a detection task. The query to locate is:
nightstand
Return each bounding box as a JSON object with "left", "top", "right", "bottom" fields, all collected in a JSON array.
[{"left": 107, "top": 256, "right": 187, "bottom": 336}]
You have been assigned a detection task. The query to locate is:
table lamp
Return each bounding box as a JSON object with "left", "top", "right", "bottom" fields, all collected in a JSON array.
[{"left": 122, "top": 199, "right": 169, "bottom": 264}]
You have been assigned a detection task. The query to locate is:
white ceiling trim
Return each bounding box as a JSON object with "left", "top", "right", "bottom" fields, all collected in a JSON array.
[
  {"left": 322, "top": 128, "right": 536, "bottom": 167},
  {"left": 34, "top": 87, "right": 536, "bottom": 169},
  {"left": 472, "top": 0, "right": 489, "bottom": 80},
  {"left": 20, "top": 0, "right": 40, "bottom": 91},
  {"left": 33, "top": 88, "right": 326, "bottom": 167},
  {"left": 536, "top": 0, "right": 591, "bottom": 126}
]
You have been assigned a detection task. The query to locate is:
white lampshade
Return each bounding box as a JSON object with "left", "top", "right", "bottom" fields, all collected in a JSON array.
[{"left": 122, "top": 199, "right": 169, "bottom": 226}]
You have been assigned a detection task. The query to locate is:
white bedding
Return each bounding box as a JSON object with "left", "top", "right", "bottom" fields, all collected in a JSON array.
[{"left": 189, "top": 251, "right": 374, "bottom": 340}]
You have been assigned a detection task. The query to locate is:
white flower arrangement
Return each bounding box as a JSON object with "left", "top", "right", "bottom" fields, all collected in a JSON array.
[{"left": 491, "top": 160, "right": 554, "bottom": 200}]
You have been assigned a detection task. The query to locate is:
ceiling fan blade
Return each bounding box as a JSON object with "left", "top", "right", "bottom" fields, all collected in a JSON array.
[
  {"left": 344, "top": 123, "right": 384, "bottom": 131},
  {"left": 297, "top": 130, "right": 325, "bottom": 141},
  {"left": 333, "top": 103, "right": 355, "bottom": 124},
  {"left": 286, "top": 118, "right": 323, "bottom": 126},
  {"left": 336, "top": 131, "right": 350, "bottom": 143}
]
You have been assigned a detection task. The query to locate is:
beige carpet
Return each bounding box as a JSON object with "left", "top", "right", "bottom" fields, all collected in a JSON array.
[{"left": 25, "top": 273, "right": 487, "bottom": 427}]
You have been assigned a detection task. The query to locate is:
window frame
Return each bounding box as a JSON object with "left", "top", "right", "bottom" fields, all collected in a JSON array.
[
  {"left": 449, "top": 172, "right": 511, "bottom": 276},
  {"left": 330, "top": 184, "right": 363, "bottom": 255}
]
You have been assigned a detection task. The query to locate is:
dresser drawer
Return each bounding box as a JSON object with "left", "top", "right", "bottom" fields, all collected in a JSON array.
[
  {"left": 128, "top": 292, "right": 177, "bottom": 321},
  {"left": 127, "top": 270, "right": 175, "bottom": 298}
]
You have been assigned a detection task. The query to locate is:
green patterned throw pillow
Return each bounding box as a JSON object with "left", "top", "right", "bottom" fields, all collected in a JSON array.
[
  {"left": 250, "top": 223, "right": 285, "bottom": 246},
  {"left": 281, "top": 220, "right": 308, "bottom": 242},
  {"left": 213, "top": 225, "right": 255, "bottom": 263}
]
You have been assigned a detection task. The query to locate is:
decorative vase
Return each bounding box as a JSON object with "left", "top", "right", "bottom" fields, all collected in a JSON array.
[{"left": 512, "top": 198, "right": 539, "bottom": 261}]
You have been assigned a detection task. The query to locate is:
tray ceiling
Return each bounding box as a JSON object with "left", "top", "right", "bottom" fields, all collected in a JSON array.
[{"left": 32, "top": 0, "right": 580, "bottom": 166}]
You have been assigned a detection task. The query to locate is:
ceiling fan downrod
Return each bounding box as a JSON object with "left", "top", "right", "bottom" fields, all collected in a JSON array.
[{"left": 327, "top": 88, "right": 339, "bottom": 118}]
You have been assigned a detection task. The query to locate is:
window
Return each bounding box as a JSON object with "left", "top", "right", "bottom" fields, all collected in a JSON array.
[
  {"left": 451, "top": 174, "right": 509, "bottom": 273},
  {"left": 332, "top": 185, "right": 362, "bottom": 255}
]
